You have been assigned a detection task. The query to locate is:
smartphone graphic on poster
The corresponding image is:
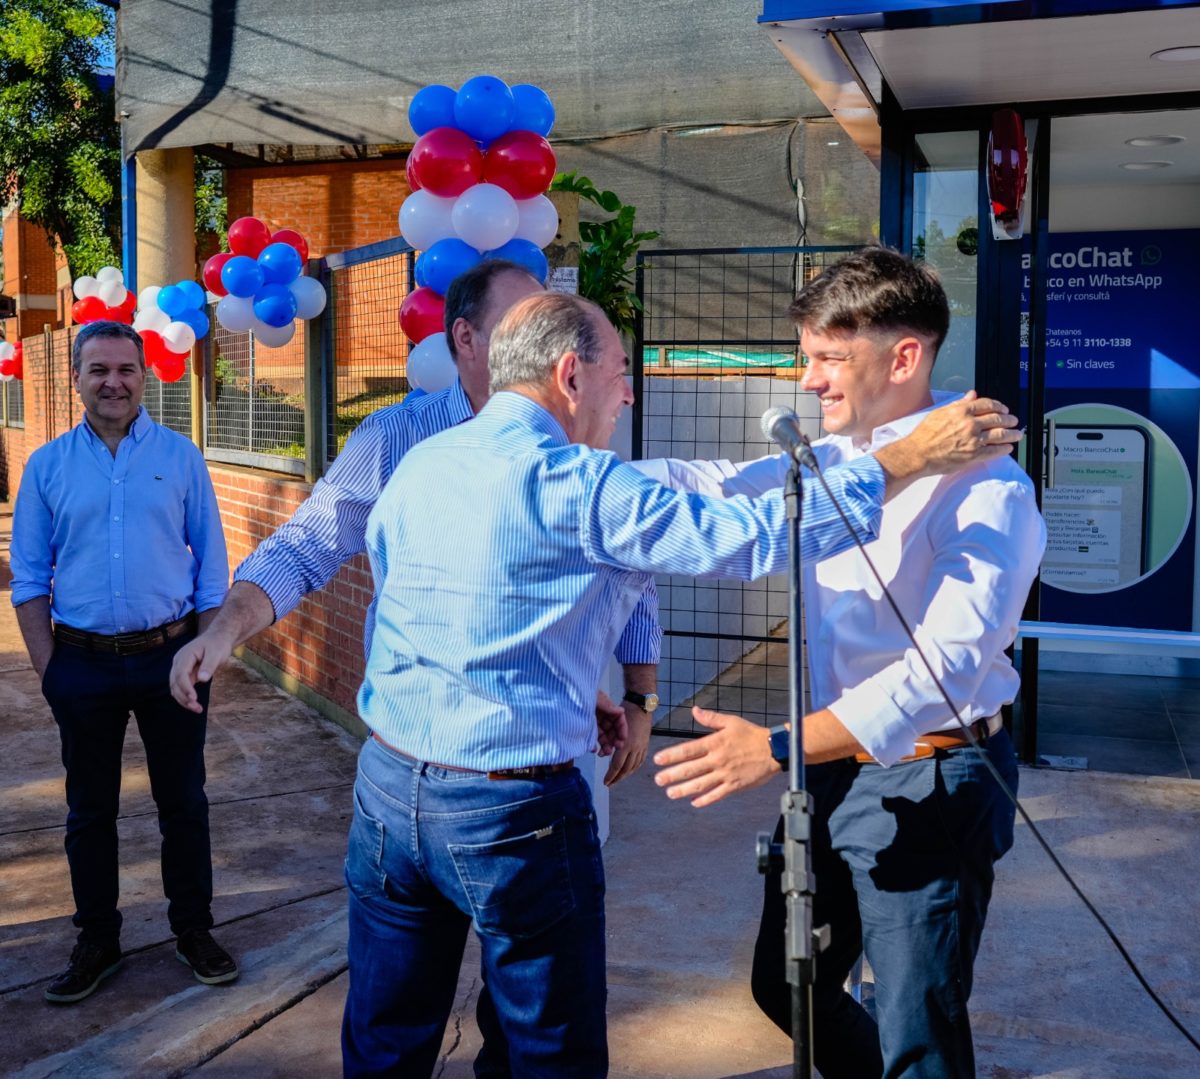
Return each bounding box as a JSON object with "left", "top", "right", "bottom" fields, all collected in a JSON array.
[{"left": 1041, "top": 424, "right": 1149, "bottom": 592}]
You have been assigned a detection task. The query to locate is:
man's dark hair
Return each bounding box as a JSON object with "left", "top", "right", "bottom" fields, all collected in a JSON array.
[
  {"left": 443, "top": 259, "right": 541, "bottom": 361},
  {"left": 789, "top": 247, "right": 950, "bottom": 356},
  {"left": 71, "top": 320, "right": 145, "bottom": 372}
]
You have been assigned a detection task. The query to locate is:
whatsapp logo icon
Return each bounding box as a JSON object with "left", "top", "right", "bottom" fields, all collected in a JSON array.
[{"left": 1141, "top": 245, "right": 1163, "bottom": 266}]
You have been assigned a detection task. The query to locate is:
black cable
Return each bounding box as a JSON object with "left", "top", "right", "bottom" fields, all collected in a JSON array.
[{"left": 802, "top": 443, "right": 1200, "bottom": 1056}]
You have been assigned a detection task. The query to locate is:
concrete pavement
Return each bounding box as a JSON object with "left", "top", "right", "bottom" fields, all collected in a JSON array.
[{"left": 2, "top": 498, "right": 1199, "bottom": 1077}]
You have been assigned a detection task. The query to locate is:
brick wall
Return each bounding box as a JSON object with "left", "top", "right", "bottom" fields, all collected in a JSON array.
[
  {"left": 208, "top": 465, "right": 369, "bottom": 715},
  {"left": 226, "top": 159, "right": 409, "bottom": 259},
  {"left": 2, "top": 208, "right": 62, "bottom": 342}
]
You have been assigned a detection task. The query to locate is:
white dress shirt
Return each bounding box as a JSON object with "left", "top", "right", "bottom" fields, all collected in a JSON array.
[{"left": 633, "top": 394, "right": 1047, "bottom": 766}]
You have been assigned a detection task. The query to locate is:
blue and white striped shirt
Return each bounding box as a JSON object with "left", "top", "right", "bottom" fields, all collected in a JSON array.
[
  {"left": 234, "top": 378, "right": 662, "bottom": 664},
  {"left": 10, "top": 408, "right": 229, "bottom": 633},
  {"left": 360, "top": 391, "right": 885, "bottom": 770}
]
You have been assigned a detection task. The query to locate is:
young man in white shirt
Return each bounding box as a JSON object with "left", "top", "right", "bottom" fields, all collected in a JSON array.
[{"left": 653, "top": 247, "right": 1046, "bottom": 1077}]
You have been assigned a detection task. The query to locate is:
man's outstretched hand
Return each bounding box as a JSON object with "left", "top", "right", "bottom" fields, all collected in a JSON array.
[
  {"left": 170, "top": 631, "right": 234, "bottom": 713},
  {"left": 653, "top": 707, "right": 781, "bottom": 807},
  {"left": 595, "top": 689, "right": 629, "bottom": 758}
]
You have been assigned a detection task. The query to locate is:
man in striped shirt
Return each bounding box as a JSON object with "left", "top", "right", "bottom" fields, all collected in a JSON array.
[
  {"left": 342, "top": 291, "right": 1022, "bottom": 1077},
  {"left": 170, "top": 260, "right": 662, "bottom": 785}
]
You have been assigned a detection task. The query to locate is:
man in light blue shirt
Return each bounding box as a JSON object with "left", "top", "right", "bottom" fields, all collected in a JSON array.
[
  {"left": 10, "top": 321, "right": 236, "bottom": 1004},
  {"left": 343, "top": 291, "right": 1007, "bottom": 1077}
]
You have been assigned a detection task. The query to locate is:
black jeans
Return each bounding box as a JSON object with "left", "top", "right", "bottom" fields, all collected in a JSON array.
[
  {"left": 42, "top": 633, "right": 214, "bottom": 946},
  {"left": 751, "top": 729, "right": 1019, "bottom": 1079}
]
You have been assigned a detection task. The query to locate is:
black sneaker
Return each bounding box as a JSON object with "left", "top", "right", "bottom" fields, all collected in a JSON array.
[
  {"left": 175, "top": 928, "right": 238, "bottom": 985},
  {"left": 44, "top": 940, "right": 123, "bottom": 1003}
]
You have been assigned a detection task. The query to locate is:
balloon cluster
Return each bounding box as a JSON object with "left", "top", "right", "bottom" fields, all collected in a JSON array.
[
  {"left": 71, "top": 266, "right": 137, "bottom": 325},
  {"left": 0, "top": 339, "right": 23, "bottom": 382},
  {"left": 398, "top": 75, "right": 558, "bottom": 392},
  {"left": 132, "top": 281, "right": 210, "bottom": 383},
  {"left": 204, "top": 219, "right": 326, "bottom": 348}
]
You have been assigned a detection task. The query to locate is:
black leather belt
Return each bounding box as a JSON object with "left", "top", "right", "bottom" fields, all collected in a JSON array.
[
  {"left": 371, "top": 732, "right": 574, "bottom": 781},
  {"left": 53, "top": 613, "right": 198, "bottom": 656}
]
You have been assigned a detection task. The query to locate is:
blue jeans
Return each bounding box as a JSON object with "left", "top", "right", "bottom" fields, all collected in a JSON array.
[
  {"left": 752, "top": 729, "right": 1019, "bottom": 1079},
  {"left": 342, "top": 736, "right": 608, "bottom": 1078},
  {"left": 42, "top": 634, "right": 214, "bottom": 946}
]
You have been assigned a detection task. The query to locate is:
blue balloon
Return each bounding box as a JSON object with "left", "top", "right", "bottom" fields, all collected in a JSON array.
[
  {"left": 405, "top": 387, "right": 427, "bottom": 401},
  {"left": 409, "top": 84, "right": 457, "bottom": 137},
  {"left": 418, "top": 238, "right": 483, "bottom": 295},
  {"left": 179, "top": 307, "right": 211, "bottom": 339},
  {"left": 178, "top": 279, "right": 206, "bottom": 310},
  {"left": 258, "top": 242, "right": 303, "bottom": 285},
  {"left": 221, "top": 255, "right": 264, "bottom": 299},
  {"left": 253, "top": 283, "right": 298, "bottom": 328},
  {"left": 483, "top": 238, "right": 548, "bottom": 284},
  {"left": 511, "top": 84, "right": 555, "bottom": 137},
  {"left": 454, "top": 75, "right": 516, "bottom": 143},
  {"left": 414, "top": 256, "right": 428, "bottom": 289},
  {"left": 157, "top": 284, "right": 188, "bottom": 318}
]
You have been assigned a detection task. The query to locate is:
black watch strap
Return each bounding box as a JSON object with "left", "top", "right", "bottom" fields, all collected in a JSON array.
[
  {"left": 768, "top": 723, "right": 790, "bottom": 773},
  {"left": 622, "top": 690, "right": 659, "bottom": 714}
]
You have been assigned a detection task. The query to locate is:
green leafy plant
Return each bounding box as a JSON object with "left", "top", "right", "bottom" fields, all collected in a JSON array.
[
  {"left": 0, "top": 1, "right": 120, "bottom": 278},
  {"left": 550, "top": 170, "right": 658, "bottom": 336}
]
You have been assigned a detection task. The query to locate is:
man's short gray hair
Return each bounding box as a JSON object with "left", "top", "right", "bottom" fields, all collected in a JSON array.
[
  {"left": 71, "top": 320, "right": 145, "bottom": 372},
  {"left": 487, "top": 293, "right": 605, "bottom": 394}
]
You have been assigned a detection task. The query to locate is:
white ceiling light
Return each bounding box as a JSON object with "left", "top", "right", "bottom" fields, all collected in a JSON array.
[
  {"left": 1125, "top": 135, "right": 1184, "bottom": 147},
  {"left": 1151, "top": 46, "right": 1200, "bottom": 62},
  {"left": 1120, "top": 160, "right": 1173, "bottom": 170}
]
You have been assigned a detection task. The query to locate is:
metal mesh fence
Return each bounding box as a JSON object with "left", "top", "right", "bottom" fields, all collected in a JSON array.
[
  {"left": 205, "top": 313, "right": 306, "bottom": 465},
  {"left": 633, "top": 246, "right": 857, "bottom": 737},
  {"left": 2, "top": 376, "right": 23, "bottom": 427},
  {"left": 325, "top": 240, "right": 415, "bottom": 460},
  {"left": 142, "top": 368, "right": 191, "bottom": 435}
]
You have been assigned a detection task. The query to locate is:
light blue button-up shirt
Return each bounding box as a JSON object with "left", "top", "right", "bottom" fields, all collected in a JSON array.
[
  {"left": 10, "top": 408, "right": 229, "bottom": 633},
  {"left": 235, "top": 378, "right": 662, "bottom": 664},
  {"left": 360, "top": 391, "right": 885, "bottom": 771}
]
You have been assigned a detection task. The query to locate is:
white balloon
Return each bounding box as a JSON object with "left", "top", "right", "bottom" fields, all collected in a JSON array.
[
  {"left": 252, "top": 318, "right": 296, "bottom": 349},
  {"left": 73, "top": 275, "right": 100, "bottom": 300},
  {"left": 215, "top": 295, "right": 256, "bottom": 333},
  {"left": 162, "top": 320, "right": 197, "bottom": 354},
  {"left": 96, "top": 265, "right": 124, "bottom": 285},
  {"left": 0, "top": 372, "right": 12, "bottom": 383},
  {"left": 399, "top": 190, "right": 457, "bottom": 251},
  {"left": 406, "top": 332, "right": 456, "bottom": 393},
  {"left": 289, "top": 276, "right": 327, "bottom": 320},
  {"left": 133, "top": 305, "right": 171, "bottom": 333},
  {"left": 97, "top": 279, "right": 126, "bottom": 307},
  {"left": 451, "top": 184, "right": 519, "bottom": 253},
  {"left": 0, "top": 341, "right": 13, "bottom": 361},
  {"left": 138, "top": 285, "right": 162, "bottom": 311},
  {"left": 514, "top": 195, "right": 559, "bottom": 249}
]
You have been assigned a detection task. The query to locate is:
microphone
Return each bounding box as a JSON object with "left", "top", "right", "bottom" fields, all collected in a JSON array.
[{"left": 760, "top": 406, "right": 818, "bottom": 469}]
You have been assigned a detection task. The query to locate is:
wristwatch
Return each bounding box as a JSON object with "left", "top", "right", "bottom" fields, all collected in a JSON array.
[
  {"left": 768, "top": 723, "right": 790, "bottom": 773},
  {"left": 622, "top": 690, "right": 659, "bottom": 715}
]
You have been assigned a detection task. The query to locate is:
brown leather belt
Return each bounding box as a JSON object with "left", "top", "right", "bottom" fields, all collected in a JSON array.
[
  {"left": 371, "top": 732, "right": 574, "bottom": 781},
  {"left": 53, "top": 613, "right": 198, "bottom": 657},
  {"left": 854, "top": 714, "right": 1002, "bottom": 766}
]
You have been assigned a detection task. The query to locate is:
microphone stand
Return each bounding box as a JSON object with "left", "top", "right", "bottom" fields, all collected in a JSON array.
[{"left": 757, "top": 453, "right": 826, "bottom": 1079}]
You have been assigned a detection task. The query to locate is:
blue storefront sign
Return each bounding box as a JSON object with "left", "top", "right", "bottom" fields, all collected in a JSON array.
[{"left": 1021, "top": 229, "right": 1200, "bottom": 630}]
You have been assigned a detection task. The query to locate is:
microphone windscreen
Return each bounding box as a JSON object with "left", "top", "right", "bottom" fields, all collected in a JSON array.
[{"left": 760, "top": 405, "right": 798, "bottom": 442}]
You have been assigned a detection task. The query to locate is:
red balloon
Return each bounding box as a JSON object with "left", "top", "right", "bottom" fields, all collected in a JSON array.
[
  {"left": 152, "top": 352, "right": 187, "bottom": 383},
  {"left": 405, "top": 154, "right": 422, "bottom": 193},
  {"left": 118, "top": 290, "right": 138, "bottom": 315},
  {"left": 271, "top": 228, "right": 310, "bottom": 263},
  {"left": 408, "top": 128, "right": 484, "bottom": 198},
  {"left": 103, "top": 305, "right": 133, "bottom": 325},
  {"left": 203, "top": 252, "right": 234, "bottom": 296},
  {"left": 228, "top": 216, "right": 273, "bottom": 258},
  {"left": 72, "top": 296, "right": 107, "bottom": 324},
  {"left": 11, "top": 353, "right": 21, "bottom": 380},
  {"left": 483, "top": 131, "right": 557, "bottom": 200},
  {"left": 399, "top": 286, "right": 446, "bottom": 344},
  {"left": 0, "top": 358, "right": 12, "bottom": 377},
  {"left": 140, "top": 329, "right": 169, "bottom": 365}
]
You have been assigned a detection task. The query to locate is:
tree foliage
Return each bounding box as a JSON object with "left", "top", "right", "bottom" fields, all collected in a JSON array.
[
  {"left": 0, "top": 1, "right": 119, "bottom": 278},
  {"left": 550, "top": 170, "right": 658, "bottom": 337}
]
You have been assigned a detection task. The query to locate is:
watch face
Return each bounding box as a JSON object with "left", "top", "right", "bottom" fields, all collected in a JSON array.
[{"left": 644, "top": 693, "right": 660, "bottom": 713}]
